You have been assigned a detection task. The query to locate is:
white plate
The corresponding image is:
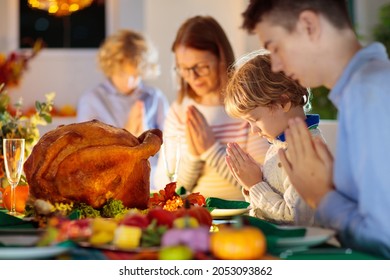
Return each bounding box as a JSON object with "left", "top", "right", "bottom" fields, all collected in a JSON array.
[
  {"left": 0, "top": 246, "right": 70, "bottom": 260},
  {"left": 211, "top": 208, "right": 250, "bottom": 218},
  {"left": 0, "top": 228, "right": 45, "bottom": 246},
  {"left": 275, "top": 227, "right": 335, "bottom": 249},
  {"left": 0, "top": 235, "right": 41, "bottom": 246},
  {"left": 78, "top": 241, "right": 159, "bottom": 253},
  {"left": 0, "top": 228, "right": 43, "bottom": 234}
]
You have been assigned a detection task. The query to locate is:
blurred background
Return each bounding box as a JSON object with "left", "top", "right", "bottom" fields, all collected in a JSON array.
[{"left": 0, "top": 0, "right": 389, "bottom": 121}]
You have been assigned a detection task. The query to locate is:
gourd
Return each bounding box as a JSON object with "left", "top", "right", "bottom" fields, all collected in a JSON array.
[
  {"left": 1, "top": 185, "right": 29, "bottom": 213},
  {"left": 210, "top": 223, "right": 266, "bottom": 260}
]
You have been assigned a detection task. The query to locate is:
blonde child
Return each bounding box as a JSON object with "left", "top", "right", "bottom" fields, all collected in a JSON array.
[
  {"left": 77, "top": 29, "right": 169, "bottom": 189},
  {"left": 77, "top": 29, "right": 168, "bottom": 135},
  {"left": 224, "top": 51, "right": 324, "bottom": 225}
]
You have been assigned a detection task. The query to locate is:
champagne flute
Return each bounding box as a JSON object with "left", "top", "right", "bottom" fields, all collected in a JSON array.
[
  {"left": 3, "top": 139, "right": 25, "bottom": 216},
  {"left": 162, "top": 136, "right": 181, "bottom": 182}
]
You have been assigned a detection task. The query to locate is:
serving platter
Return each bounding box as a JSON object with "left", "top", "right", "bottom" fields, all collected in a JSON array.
[
  {"left": 77, "top": 241, "right": 159, "bottom": 253},
  {"left": 0, "top": 228, "right": 45, "bottom": 247},
  {"left": 0, "top": 246, "right": 70, "bottom": 260}
]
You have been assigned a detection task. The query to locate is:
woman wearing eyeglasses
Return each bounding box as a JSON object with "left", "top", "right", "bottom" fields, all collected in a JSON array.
[{"left": 153, "top": 16, "right": 269, "bottom": 200}]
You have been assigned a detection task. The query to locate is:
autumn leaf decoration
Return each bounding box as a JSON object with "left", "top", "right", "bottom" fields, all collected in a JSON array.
[
  {"left": 148, "top": 182, "right": 206, "bottom": 211},
  {"left": 185, "top": 192, "right": 206, "bottom": 207}
]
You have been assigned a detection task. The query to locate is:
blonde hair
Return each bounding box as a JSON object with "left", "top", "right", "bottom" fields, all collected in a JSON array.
[
  {"left": 224, "top": 50, "right": 310, "bottom": 118},
  {"left": 98, "top": 29, "right": 160, "bottom": 79}
]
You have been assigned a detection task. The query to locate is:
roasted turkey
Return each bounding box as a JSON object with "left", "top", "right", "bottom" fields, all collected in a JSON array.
[{"left": 24, "top": 120, "right": 162, "bottom": 209}]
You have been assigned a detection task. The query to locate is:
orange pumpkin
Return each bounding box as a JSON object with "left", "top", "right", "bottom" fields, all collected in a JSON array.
[
  {"left": 174, "top": 206, "right": 213, "bottom": 227},
  {"left": 210, "top": 225, "right": 266, "bottom": 260},
  {"left": 1, "top": 185, "right": 30, "bottom": 213}
]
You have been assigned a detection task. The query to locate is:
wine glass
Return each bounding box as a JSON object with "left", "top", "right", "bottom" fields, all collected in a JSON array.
[
  {"left": 162, "top": 136, "right": 181, "bottom": 182},
  {"left": 3, "top": 139, "right": 25, "bottom": 216}
]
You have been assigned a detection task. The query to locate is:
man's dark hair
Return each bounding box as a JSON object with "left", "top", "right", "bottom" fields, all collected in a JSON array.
[{"left": 242, "top": 0, "right": 352, "bottom": 33}]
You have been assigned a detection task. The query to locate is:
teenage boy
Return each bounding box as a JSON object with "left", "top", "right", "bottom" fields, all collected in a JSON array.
[{"left": 241, "top": 0, "right": 390, "bottom": 258}]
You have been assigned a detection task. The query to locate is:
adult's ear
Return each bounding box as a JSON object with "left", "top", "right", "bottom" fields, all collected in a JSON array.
[{"left": 297, "top": 10, "right": 322, "bottom": 42}]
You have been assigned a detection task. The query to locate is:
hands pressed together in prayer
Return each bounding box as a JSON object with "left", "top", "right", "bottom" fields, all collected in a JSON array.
[
  {"left": 278, "top": 118, "right": 335, "bottom": 208},
  {"left": 185, "top": 105, "right": 215, "bottom": 156},
  {"left": 225, "top": 142, "right": 262, "bottom": 190},
  {"left": 183, "top": 106, "right": 334, "bottom": 209},
  {"left": 125, "top": 100, "right": 145, "bottom": 136}
]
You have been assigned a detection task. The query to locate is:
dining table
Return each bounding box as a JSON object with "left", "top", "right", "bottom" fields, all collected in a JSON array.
[{"left": 0, "top": 203, "right": 383, "bottom": 261}]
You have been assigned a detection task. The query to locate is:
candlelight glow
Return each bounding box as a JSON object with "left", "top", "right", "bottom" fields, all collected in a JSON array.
[{"left": 27, "top": 0, "right": 94, "bottom": 16}]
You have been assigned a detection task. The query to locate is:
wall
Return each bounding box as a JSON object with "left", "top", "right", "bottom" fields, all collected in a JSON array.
[
  {"left": 1, "top": 0, "right": 136, "bottom": 109},
  {"left": 143, "top": 0, "right": 250, "bottom": 103},
  {"left": 354, "top": 0, "right": 389, "bottom": 43},
  {"left": 0, "top": 0, "right": 386, "bottom": 110},
  {"left": 1, "top": 0, "right": 251, "bottom": 109}
]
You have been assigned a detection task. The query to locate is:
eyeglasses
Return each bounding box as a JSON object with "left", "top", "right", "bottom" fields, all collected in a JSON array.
[{"left": 175, "top": 64, "right": 211, "bottom": 78}]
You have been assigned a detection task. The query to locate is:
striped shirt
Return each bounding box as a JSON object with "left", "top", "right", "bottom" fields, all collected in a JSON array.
[{"left": 153, "top": 97, "right": 270, "bottom": 200}]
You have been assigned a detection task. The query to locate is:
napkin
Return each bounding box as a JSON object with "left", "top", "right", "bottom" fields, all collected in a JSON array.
[
  {"left": 205, "top": 197, "right": 250, "bottom": 211},
  {"left": 241, "top": 216, "right": 307, "bottom": 253},
  {"left": 0, "top": 210, "right": 36, "bottom": 229},
  {"left": 279, "top": 244, "right": 383, "bottom": 260},
  {"left": 176, "top": 186, "right": 188, "bottom": 196},
  {"left": 242, "top": 216, "right": 306, "bottom": 238}
]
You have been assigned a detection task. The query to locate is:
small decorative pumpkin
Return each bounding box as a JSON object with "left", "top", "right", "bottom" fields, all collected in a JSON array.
[
  {"left": 174, "top": 206, "right": 212, "bottom": 227},
  {"left": 210, "top": 224, "right": 266, "bottom": 260},
  {"left": 2, "top": 185, "right": 30, "bottom": 213}
]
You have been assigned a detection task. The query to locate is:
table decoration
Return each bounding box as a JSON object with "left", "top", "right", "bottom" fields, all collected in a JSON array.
[
  {"left": 0, "top": 84, "right": 54, "bottom": 208},
  {"left": 210, "top": 217, "right": 266, "bottom": 260},
  {"left": 0, "top": 85, "right": 54, "bottom": 157},
  {"left": 2, "top": 138, "right": 25, "bottom": 216},
  {"left": 1, "top": 184, "right": 29, "bottom": 213},
  {"left": 0, "top": 40, "right": 42, "bottom": 89}
]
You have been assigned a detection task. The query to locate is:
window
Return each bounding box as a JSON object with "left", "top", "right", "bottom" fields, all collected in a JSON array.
[{"left": 19, "top": 0, "right": 106, "bottom": 49}]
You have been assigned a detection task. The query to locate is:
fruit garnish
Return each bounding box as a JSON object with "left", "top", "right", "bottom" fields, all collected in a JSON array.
[
  {"left": 173, "top": 217, "right": 199, "bottom": 229},
  {"left": 113, "top": 225, "right": 142, "bottom": 249},
  {"left": 141, "top": 219, "right": 168, "bottom": 247},
  {"left": 159, "top": 245, "right": 193, "bottom": 260}
]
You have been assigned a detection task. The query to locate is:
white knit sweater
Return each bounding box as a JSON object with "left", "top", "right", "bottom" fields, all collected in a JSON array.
[{"left": 244, "top": 128, "right": 324, "bottom": 226}]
